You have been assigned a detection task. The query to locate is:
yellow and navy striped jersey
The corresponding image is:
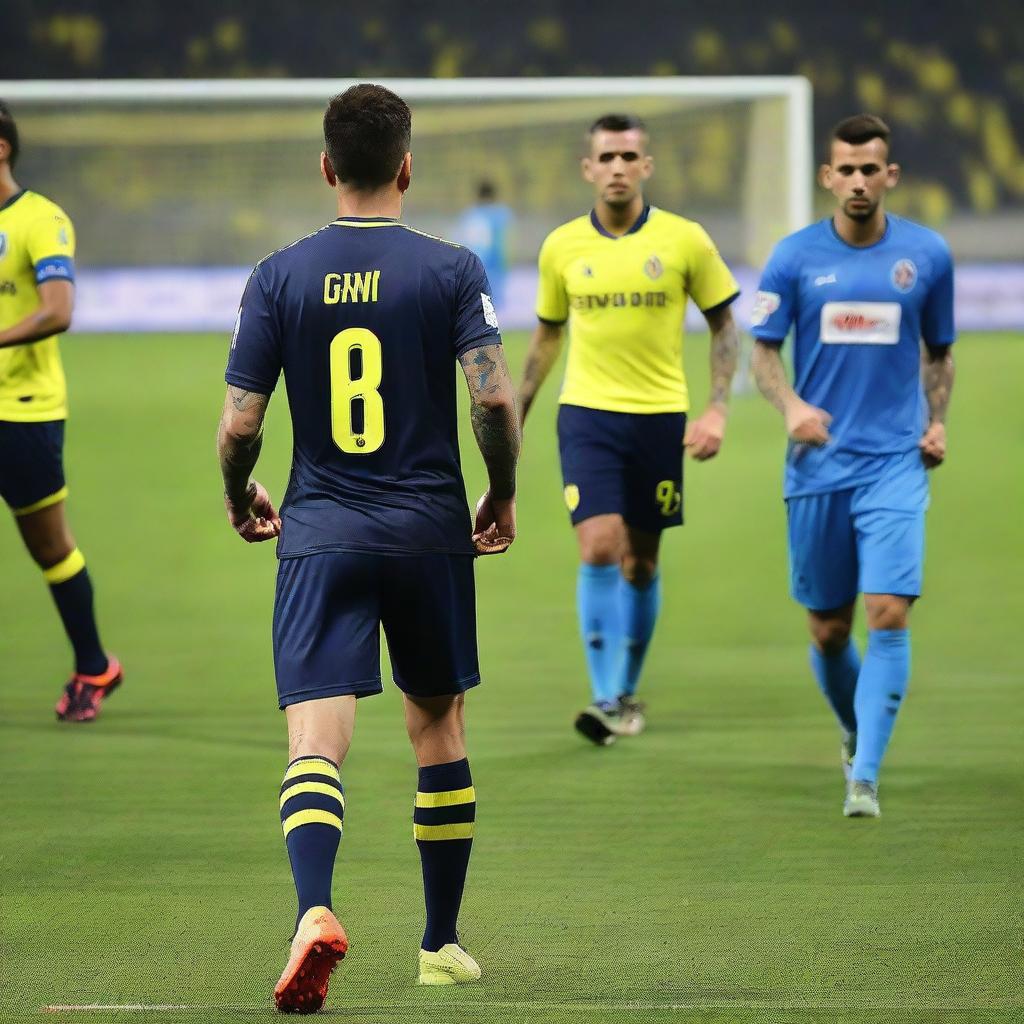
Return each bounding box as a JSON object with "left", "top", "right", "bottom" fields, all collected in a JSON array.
[
  {"left": 0, "top": 190, "right": 76, "bottom": 422},
  {"left": 535, "top": 206, "right": 738, "bottom": 414}
]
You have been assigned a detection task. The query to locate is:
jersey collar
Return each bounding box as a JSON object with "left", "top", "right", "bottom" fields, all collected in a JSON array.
[
  {"left": 0, "top": 188, "right": 26, "bottom": 213},
  {"left": 590, "top": 204, "right": 651, "bottom": 239},
  {"left": 827, "top": 213, "right": 892, "bottom": 250},
  {"left": 334, "top": 215, "right": 400, "bottom": 227}
]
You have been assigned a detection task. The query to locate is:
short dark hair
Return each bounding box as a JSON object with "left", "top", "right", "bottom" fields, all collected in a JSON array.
[
  {"left": 830, "top": 113, "right": 891, "bottom": 160},
  {"left": 323, "top": 84, "right": 411, "bottom": 191},
  {"left": 477, "top": 180, "right": 496, "bottom": 201},
  {"left": 589, "top": 113, "right": 647, "bottom": 135},
  {"left": 0, "top": 101, "right": 19, "bottom": 168}
]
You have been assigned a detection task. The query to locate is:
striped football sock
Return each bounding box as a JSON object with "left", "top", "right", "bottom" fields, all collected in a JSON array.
[
  {"left": 45, "top": 549, "right": 108, "bottom": 676},
  {"left": 414, "top": 758, "right": 475, "bottom": 952},
  {"left": 280, "top": 755, "right": 345, "bottom": 928}
]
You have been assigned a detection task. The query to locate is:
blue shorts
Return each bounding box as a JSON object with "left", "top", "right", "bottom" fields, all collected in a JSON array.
[
  {"left": 273, "top": 550, "right": 480, "bottom": 708},
  {"left": 787, "top": 453, "right": 929, "bottom": 610},
  {"left": 557, "top": 404, "right": 685, "bottom": 533},
  {"left": 0, "top": 419, "right": 67, "bottom": 515}
]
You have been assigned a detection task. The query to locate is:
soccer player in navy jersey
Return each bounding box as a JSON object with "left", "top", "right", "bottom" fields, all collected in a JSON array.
[
  {"left": 751, "top": 115, "right": 955, "bottom": 818},
  {"left": 217, "top": 85, "right": 520, "bottom": 1010}
]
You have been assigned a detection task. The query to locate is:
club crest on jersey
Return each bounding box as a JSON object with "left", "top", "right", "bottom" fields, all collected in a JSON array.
[
  {"left": 644, "top": 255, "right": 663, "bottom": 280},
  {"left": 564, "top": 484, "right": 580, "bottom": 513},
  {"left": 0, "top": 232, "right": 7, "bottom": 261},
  {"left": 890, "top": 258, "right": 917, "bottom": 293}
]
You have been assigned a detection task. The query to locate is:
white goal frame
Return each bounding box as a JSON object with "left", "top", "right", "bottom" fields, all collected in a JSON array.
[{"left": 0, "top": 76, "right": 814, "bottom": 234}]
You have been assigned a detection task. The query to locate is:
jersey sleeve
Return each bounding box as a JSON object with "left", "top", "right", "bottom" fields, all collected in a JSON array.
[
  {"left": 225, "top": 267, "right": 282, "bottom": 395},
  {"left": 749, "top": 242, "right": 798, "bottom": 345},
  {"left": 684, "top": 224, "right": 740, "bottom": 313},
  {"left": 26, "top": 208, "right": 76, "bottom": 284},
  {"left": 452, "top": 250, "right": 502, "bottom": 357},
  {"left": 535, "top": 233, "right": 568, "bottom": 325},
  {"left": 921, "top": 241, "right": 955, "bottom": 347}
]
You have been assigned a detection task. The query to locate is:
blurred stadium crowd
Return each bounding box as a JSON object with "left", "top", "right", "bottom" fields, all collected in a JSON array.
[{"left": 3, "top": 0, "right": 1022, "bottom": 222}]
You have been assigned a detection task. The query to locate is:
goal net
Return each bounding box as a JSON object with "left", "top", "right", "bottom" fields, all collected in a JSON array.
[{"left": 1, "top": 78, "right": 812, "bottom": 331}]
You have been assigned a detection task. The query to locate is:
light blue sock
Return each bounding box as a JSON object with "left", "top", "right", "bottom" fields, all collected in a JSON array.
[
  {"left": 851, "top": 629, "right": 911, "bottom": 784},
  {"left": 617, "top": 573, "right": 661, "bottom": 698},
  {"left": 577, "top": 563, "right": 622, "bottom": 706},
  {"left": 809, "top": 642, "right": 859, "bottom": 735}
]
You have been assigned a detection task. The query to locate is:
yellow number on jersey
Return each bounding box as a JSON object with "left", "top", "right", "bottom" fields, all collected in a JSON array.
[
  {"left": 329, "top": 328, "right": 384, "bottom": 454},
  {"left": 655, "top": 479, "right": 681, "bottom": 516}
]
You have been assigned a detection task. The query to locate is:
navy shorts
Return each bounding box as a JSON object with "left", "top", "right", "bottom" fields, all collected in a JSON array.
[
  {"left": 557, "top": 404, "right": 685, "bottom": 533},
  {"left": 0, "top": 419, "right": 67, "bottom": 515},
  {"left": 273, "top": 550, "right": 480, "bottom": 708}
]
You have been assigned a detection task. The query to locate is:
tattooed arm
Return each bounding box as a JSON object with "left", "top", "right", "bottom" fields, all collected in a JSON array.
[
  {"left": 919, "top": 343, "right": 955, "bottom": 468},
  {"left": 516, "top": 320, "right": 565, "bottom": 426},
  {"left": 216, "top": 385, "right": 281, "bottom": 542},
  {"left": 0, "top": 280, "right": 74, "bottom": 348},
  {"left": 683, "top": 303, "right": 740, "bottom": 461},
  {"left": 751, "top": 341, "right": 832, "bottom": 446},
  {"left": 459, "top": 343, "right": 521, "bottom": 554}
]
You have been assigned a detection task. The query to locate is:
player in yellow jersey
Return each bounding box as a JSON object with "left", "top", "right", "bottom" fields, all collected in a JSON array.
[
  {"left": 518, "top": 114, "right": 740, "bottom": 745},
  {"left": 0, "top": 101, "right": 122, "bottom": 721}
]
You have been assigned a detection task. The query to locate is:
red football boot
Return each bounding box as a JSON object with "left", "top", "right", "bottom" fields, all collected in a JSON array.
[
  {"left": 55, "top": 656, "right": 123, "bottom": 722},
  {"left": 273, "top": 906, "right": 348, "bottom": 1014}
]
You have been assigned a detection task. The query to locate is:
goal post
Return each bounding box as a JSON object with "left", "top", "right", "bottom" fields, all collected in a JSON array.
[{"left": 0, "top": 77, "right": 813, "bottom": 331}]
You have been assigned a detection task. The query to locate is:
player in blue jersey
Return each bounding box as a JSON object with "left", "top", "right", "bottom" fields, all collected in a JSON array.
[
  {"left": 751, "top": 114, "right": 955, "bottom": 818},
  {"left": 455, "top": 181, "right": 512, "bottom": 308},
  {"left": 217, "top": 85, "right": 520, "bottom": 1010}
]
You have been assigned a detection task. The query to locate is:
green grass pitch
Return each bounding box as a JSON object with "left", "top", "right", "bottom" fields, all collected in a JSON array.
[{"left": 1, "top": 331, "right": 1021, "bottom": 1024}]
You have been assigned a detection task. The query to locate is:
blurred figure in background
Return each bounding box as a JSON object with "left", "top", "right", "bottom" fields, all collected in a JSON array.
[{"left": 455, "top": 180, "right": 513, "bottom": 309}]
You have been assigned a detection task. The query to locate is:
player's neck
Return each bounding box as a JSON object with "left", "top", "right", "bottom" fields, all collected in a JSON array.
[
  {"left": 832, "top": 208, "right": 888, "bottom": 247},
  {"left": 593, "top": 196, "right": 645, "bottom": 237},
  {"left": 336, "top": 186, "right": 403, "bottom": 221},
  {"left": 0, "top": 169, "right": 19, "bottom": 205}
]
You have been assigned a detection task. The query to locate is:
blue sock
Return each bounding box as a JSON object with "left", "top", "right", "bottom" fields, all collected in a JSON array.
[
  {"left": 280, "top": 756, "right": 345, "bottom": 930},
  {"left": 45, "top": 552, "right": 107, "bottom": 676},
  {"left": 809, "top": 642, "right": 859, "bottom": 735},
  {"left": 415, "top": 758, "right": 475, "bottom": 952},
  {"left": 576, "top": 563, "right": 622, "bottom": 705},
  {"left": 851, "top": 630, "right": 911, "bottom": 784},
  {"left": 616, "top": 573, "right": 661, "bottom": 698}
]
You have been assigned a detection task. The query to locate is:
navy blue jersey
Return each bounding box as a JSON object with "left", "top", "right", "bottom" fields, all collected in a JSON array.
[
  {"left": 225, "top": 216, "right": 501, "bottom": 557},
  {"left": 751, "top": 215, "right": 955, "bottom": 497}
]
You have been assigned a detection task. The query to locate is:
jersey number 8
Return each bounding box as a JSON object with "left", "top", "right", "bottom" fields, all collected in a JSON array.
[{"left": 330, "top": 328, "right": 384, "bottom": 454}]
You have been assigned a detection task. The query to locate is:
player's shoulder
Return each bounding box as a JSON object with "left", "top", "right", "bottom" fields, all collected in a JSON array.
[
  {"left": 540, "top": 213, "right": 592, "bottom": 251},
  {"left": 763, "top": 219, "right": 831, "bottom": 270},
  {"left": 888, "top": 214, "right": 952, "bottom": 257},
  {"left": 11, "top": 190, "right": 72, "bottom": 225},
  {"left": 646, "top": 206, "right": 706, "bottom": 237}
]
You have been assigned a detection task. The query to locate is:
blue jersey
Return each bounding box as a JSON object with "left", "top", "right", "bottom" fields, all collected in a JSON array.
[
  {"left": 225, "top": 216, "right": 501, "bottom": 558},
  {"left": 455, "top": 203, "right": 511, "bottom": 301},
  {"left": 751, "top": 215, "right": 955, "bottom": 497}
]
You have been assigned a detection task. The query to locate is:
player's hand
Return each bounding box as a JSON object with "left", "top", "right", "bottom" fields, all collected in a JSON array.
[
  {"left": 785, "top": 400, "right": 832, "bottom": 446},
  {"left": 684, "top": 404, "right": 727, "bottom": 461},
  {"left": 919, "top": 421, "right": 946, "bottom": 468},
  {"left": 472, "top": 491, "right": 516, "bottom": 555},
  {"left": 225, "top": 480, "right": 282, "bottom": 543}
]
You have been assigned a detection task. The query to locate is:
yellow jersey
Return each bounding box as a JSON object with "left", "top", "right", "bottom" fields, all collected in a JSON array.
[
  {"left": 535, "top": 206, "right": 738, "bottom": 414},
  {"left": 0, "top": 189, "right": 76, "bottom": 422}
]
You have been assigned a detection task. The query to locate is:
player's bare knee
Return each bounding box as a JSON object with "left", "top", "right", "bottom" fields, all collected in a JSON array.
[
  {"left": 25, "top": 532, "right": 75, "bottom": 570},
  {"left": 621, "top": 555, "right": 657, "bottom": 587},
  {"left": 808, "top": 610, "right": 853, "bottom": 653},
  {"left": 864, "top": 594, "right": 910, "bottom": 631},
  {"left": 576, "top": 516, "right": 624, "bottom": 566}
]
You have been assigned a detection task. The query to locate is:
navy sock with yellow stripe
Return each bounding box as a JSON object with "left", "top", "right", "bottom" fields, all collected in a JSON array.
[
  {"left": 414, "top": 757, "right": 475, "bottom": 952},
  {"left": 280, "top": 755, "right": 345, "bottom": 927},
  {"left": 45, "top": 549, "right": 107, "bottom": 677}
]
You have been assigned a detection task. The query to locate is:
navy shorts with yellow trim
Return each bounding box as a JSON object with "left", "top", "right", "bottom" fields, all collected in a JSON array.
[
  {"left": 0, "top": 419, "right": 67, "bottom": 515},
  {"left": 273, "top": 550, "right": 480, "bottom": 708},
  {"left": 556, "top": 403, "right": 685, "bottom": 533}
]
